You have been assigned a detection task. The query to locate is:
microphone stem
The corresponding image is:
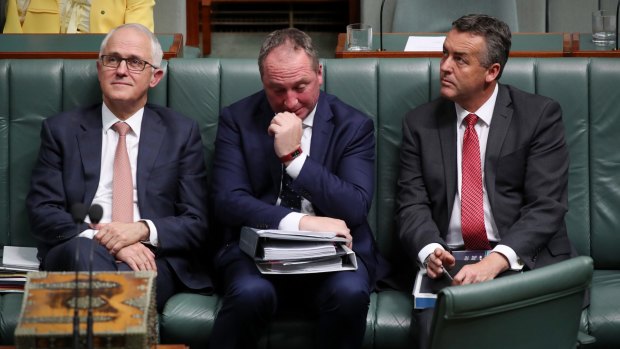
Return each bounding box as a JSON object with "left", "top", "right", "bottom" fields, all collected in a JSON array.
[{"left": 380, "top": 0, "right": 386, "bottom": 51}]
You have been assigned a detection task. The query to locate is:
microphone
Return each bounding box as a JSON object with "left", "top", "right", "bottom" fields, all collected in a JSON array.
[
  {"left": 86, "top": 204, "right": 103, "bottom": 349},
  {"left": 379, "top": 0, "right": 387, "bottom": 51},
  {"left": 616, "top": 0, "right": 620, "bottom": 51},
  {"left": 70, "top": 203, "right": 88, "bottom": 349}
]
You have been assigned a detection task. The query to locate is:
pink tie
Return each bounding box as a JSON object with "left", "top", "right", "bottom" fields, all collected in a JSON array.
[
  {"left": 461, "top": 114, "right": 491, "bottom": 250},
  {"left": 112, "top": 122, "right": 134, "bottom": 223}
]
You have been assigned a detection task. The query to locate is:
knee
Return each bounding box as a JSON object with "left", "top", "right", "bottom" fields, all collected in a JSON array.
[
  {"left": 326, "top": 282, "right": 370, "bottom": 314},
  {"left": 226, "top": 277, "right": 277, "bottom": 313}
]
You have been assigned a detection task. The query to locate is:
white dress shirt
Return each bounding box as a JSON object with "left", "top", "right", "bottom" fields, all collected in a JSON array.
[
  {"left": 79, "top": 103, "right": 158, "bottom": 246},
  {"left": 418, "top": 84, "right": 523, "bottom": 270}
]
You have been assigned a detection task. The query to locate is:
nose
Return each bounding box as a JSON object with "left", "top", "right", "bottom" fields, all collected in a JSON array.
[
  {"left": 440, "top": 56, "right": 452, "bottom": 73},
  {"left": 115, "top": 59, "right": 129, "bottom": 75},
  {"left": 283, "top": 93, "right": 298, "bottom": 110}
]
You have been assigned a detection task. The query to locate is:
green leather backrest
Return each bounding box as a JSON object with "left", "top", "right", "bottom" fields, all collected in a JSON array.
[
  {"left": 430, "top": 256, "right": 593, "bottom": 349},
  {"left": 391, "top": 0, "right": 519, "bottom": 33},
  {"left": 589, "top": 59, "right": 620, "bottom": 269},
  {"left": 1, "top": 58, "right": 619, "bottom": 271}
]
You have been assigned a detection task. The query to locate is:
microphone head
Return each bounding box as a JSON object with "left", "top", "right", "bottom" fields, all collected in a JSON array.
[
  {"left": 88, "top": 204, "right": 104, "bottom": 225},
  {"left": 71, "top": 203, "right": 88, "bottom": 223}
]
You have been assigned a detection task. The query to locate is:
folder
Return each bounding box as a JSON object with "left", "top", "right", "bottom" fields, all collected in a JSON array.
[
  {"left": 239, "top": 227, "right": 358, "bottom": 274},
  {"left": 413, "top": 250, "right": 491, "bottom": 309}
]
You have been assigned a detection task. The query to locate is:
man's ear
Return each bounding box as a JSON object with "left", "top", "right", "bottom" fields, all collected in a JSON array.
[
  {"left": 149, "top": 68, "right": 165, "bottom": 88},
  {"left": 485, "top": 63, "right": 501, "bottom": 83}
]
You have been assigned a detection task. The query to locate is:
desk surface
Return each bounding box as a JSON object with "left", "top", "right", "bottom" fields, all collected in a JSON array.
[
  {"left": 570, "top": 32, "right": 620, "bottom": 57},
  {"left": 336, "top": 32, "right": 620, "bottom": 58},
  {"left": 336, "top": 32, "right": 571, "bottom": 58},
  {"left": 0, "top": 33, "right": 183, "bottom": 59}
]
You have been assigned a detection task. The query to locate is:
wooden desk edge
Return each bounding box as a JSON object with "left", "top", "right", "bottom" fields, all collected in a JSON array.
[
  {"left": 0, "top": 344, "right": 189, "bottom": 349},
  {"left": 0, "top": 33, "right": 183, "bottom": 59},
  {"left": 335, "top": 32, "right": 592, "bottom": 58}
]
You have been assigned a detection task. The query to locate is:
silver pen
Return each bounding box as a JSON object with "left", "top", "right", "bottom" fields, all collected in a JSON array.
[{"left": 441, "top": 266, "right": 454, "bottom": 281}]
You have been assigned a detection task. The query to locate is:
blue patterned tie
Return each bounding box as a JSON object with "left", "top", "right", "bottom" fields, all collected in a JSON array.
[{"left": 280, "top": 171, "right": 301, "bottom": 211}]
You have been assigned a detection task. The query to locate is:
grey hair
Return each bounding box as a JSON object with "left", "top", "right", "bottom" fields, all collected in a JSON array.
[
  {"left": 99, "top": 23, "right": 163, "bottom": 68},
  {"left": 258, "top": 28, "right": 319, "bottom": 77}
]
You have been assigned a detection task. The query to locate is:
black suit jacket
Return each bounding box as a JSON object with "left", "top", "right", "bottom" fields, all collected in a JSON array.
[
  {"left": 211, "top": 90, "right": 385, "bottom": 282},
  {"left": 26, "top": 103, "right": 212, "bottom": 290},
  {"left": 397, "top": 84, "right": 573, "bottom": 270}
]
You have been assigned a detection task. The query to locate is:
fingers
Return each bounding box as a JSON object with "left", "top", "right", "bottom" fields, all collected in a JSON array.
[
  {"left": 269, "top": 112, "right": 303, "bottom": 157},
  {"left": 117, "top": 244, "right": 157, "bottom": 272}
]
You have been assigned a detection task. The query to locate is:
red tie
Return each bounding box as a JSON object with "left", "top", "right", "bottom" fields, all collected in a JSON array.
[
  {"left": 112, "top": 122, "right": 134, "bottom": 223},
  {"left": 461, "top": 114, "right": 491, "bottom": 250}
]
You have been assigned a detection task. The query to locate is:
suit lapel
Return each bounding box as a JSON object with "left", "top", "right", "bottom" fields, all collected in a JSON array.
[
  {"left": 137, "top": 107, "right": 165, "bottom": 207},
  {"left": 77, "top": 106, "right": 103, "bottom": 205},
  {"left": 259, "top": 98, "right": 284, "bottom": 194},
  {"left": 485, "top": 84, "right": 513, "bottom": 209},
  {"left": 309, "top": 93, "right": 334, "bottom": 165},
  {"left": 438, "top": 101, "right": 457, "bottom": 219}
]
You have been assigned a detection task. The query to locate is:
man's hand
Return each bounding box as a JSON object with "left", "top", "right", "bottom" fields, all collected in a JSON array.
[
  {"left": 92, "top": 221, "right": 149, "bottom": 255},
  {"left": 425, "top": 248, "right": 456, "bottom": 279},
  {"left": 299, "top": 215, "right": 352, "bottom": 248},
  {"left": 115, "top": 243, "right": 157, "bottom": 272},
  {"left": 453, "top": 252, "right": 509, "bottom": 285},
  {"left": 268, "top": 112, "right": 303, "bottom": 161}
]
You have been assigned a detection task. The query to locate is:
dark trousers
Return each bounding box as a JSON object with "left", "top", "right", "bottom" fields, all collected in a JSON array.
[
  {"left": 208, "top": 244, "right": 371, "bottom": 349},
  {"left": 42, "top": 237, "right": 181, "bottom": 312}
]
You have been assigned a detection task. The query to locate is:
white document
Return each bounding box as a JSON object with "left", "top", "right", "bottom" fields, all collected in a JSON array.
[
  {"left": 404, "top": 36, "right": 445, "bottom": 52},
  {"left": 2, "top": 246, "right": 39, "bottom": 270}
]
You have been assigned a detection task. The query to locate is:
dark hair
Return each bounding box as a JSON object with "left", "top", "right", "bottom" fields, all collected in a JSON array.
[
  {"left": 452, "top": 14, "right": 512, "bottom": 79},
  {"left": 258, "top": 28, "right": 320, "bottom": 77}
]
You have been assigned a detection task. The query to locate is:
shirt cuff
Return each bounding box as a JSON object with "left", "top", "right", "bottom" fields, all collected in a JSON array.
[
  {"left": 278, "top": 212, "right": 307, "bottom": 231},
  {"left": 418, "top": 243, "right": 445, "bottom": 266},
  {"left": 141, "top": 219, "right": 158, "bottom": 247},
  {"left": 492, "top": 244, "right": 524, "bottom": 271},
  {"left": 285, "top": 155, "right": 307, "bottom": 179},
  {"left": 78, "top": 229, "right": 96, "bottom": 239}
]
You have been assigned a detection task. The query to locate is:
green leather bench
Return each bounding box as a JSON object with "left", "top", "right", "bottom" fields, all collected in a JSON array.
[{"left": 0, "top": 58, "right": 618, "bottom": 348}]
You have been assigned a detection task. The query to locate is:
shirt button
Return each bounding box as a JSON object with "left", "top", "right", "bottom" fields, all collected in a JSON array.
[{"left": 101, "top": 10, "right": 105, "bottom": 15}]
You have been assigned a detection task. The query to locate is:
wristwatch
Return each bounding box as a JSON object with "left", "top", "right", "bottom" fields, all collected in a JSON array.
[{"left": 280, "top": 147, "right": 303, "bottom": 163}]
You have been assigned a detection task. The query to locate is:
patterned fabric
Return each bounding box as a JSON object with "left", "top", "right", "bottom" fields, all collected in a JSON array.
[
  {"left": 112, "top": 122, "right": 134, "bottom": 223},
  {"left": 461, "top": 114, "right": 491, "bottom": 250},
  {"left": 279, "top": 170, "right": 301, "bottom": 212}
]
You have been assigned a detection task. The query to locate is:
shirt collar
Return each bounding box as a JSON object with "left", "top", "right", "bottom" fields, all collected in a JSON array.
[
  {"left": 101, "top": 103, "right": 144, "bottom": 137},
  {"left": 455, "top": 83, "right": 499, "bottom": 127},
  {"left": 303, "top": 103, "right": 318, "bottom": 128}
]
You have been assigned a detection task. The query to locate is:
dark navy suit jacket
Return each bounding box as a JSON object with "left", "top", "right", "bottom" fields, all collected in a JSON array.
[
  {"left": 26, "top": 103, "right": 211, "bottom": 290},
  {"left": 211, "top": 90, "right": 383, "bottom": 283}
]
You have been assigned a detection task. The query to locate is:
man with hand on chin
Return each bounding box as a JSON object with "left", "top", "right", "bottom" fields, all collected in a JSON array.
[{"left": 209, "top": 28, "right": 386, "bottom": 349}]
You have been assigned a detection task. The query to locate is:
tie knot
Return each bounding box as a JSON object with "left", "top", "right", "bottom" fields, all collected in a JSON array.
[
  {"left": 464, "top": 114, "right": 478, "bottom": 128},
  {"left": 112, "top": 122, "right": 131, "bottom": 136}
]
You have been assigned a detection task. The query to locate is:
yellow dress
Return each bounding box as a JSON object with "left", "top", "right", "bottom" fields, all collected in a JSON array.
[{"left": 3, "top": 0, "right": 155, "bottom": 33}]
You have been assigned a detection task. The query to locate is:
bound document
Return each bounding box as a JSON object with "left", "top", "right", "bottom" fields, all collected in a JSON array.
[
  {"left": 239, "top": 227, "right": 357, "bottom": 274},
  {"left": 413, "top": 250, "right": 491, "bottom": 309}
]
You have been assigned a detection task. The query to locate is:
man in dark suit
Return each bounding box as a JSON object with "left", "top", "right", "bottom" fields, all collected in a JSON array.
[
  {"left": 396, "top": 14, "right": 575, "bottom": 348},
  {"left": 26, "top": 23, "right": 211, "bottom": 312},
  {"left": 208, "top": 28, "right": 382, "bottom": 349}
]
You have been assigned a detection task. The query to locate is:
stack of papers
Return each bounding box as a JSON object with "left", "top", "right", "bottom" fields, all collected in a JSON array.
[
  {"left": 0, "top": 246, "right": 39, "bottom": 293},
  {"left": 1, "top": 246, "right": 39, "bottom": 271},
  {"left": 239, "top": 227, "right": 357, "bottom": 274},
  {"left": 263, "top": 240, "right": 337, "bottom": 260}
]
